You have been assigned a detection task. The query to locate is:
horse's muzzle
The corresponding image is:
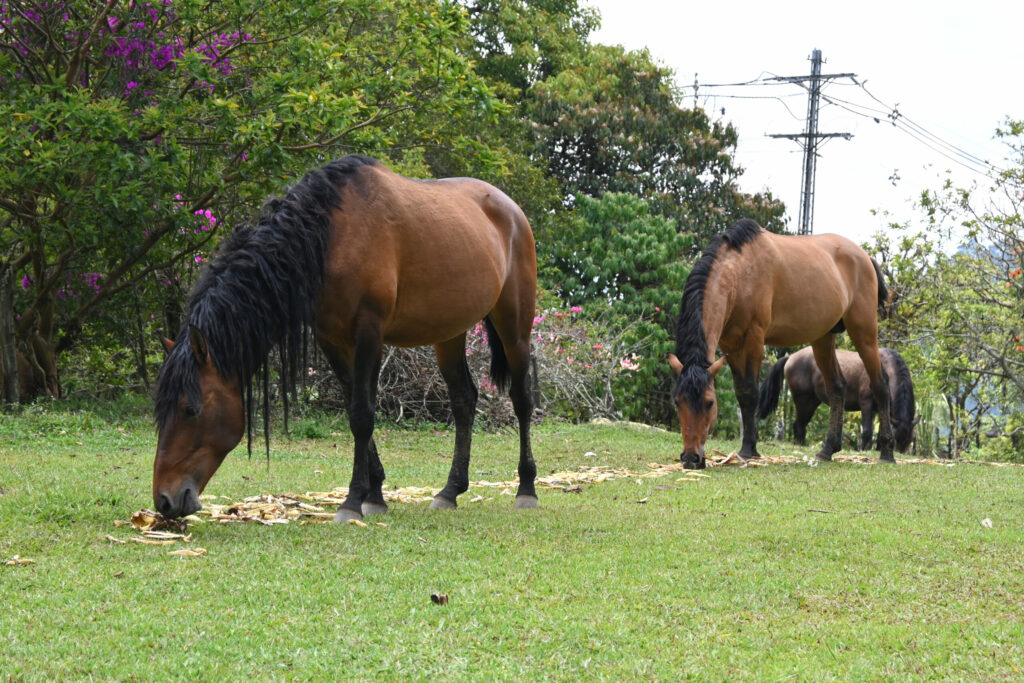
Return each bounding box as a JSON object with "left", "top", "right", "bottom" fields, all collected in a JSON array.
[
  {"left": 680, "top": 450, "right": 706, "bottom": 470},
  {"left": 155, "top": 485, "right": 202, "bottom": 519}
]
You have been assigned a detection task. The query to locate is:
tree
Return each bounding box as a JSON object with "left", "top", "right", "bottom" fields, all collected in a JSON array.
[
  {"left": 0, "top": 0, "right": 501, "bottom": 401},
  {"left": 870, "top": 121, "right": 1024, "bottom": 454},
  {"left": 461, "top": 0, "right": 598, "bottom": 97},
  {"left": 544, "top": 192, "right": 702, "bottom": 422},
  {"left": 529, "top": 44, "right": 786, "bottom": 243}
]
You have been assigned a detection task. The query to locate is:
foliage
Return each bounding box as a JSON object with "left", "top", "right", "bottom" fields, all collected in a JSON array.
[
  {"left": 868, "top": 121, "right": 1024, "bottom": 456},
  {"left": 461, "top": 0, "right": 598, "bottom": 97},
  {"left": 0, "top": 0, "right": 501, "bottom": 402},
  {"left": 1, "top": 0, "right": 787, "bottom": 426},
  {"left": 528, "top": 43, "right": 786, "bottom": 242},
  {"left": 425, "top": 0, "right": 600, "bottom": 250},
  {"left": 540, "top": 192, "right": 738, "bottom": 432}
]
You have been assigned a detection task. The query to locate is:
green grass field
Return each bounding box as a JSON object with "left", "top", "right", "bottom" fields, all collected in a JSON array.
[{"left": 2, "top": 400, "right": 1023, "bottom": 680}]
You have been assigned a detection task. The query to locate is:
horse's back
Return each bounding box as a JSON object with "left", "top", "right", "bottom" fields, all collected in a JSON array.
[
  {"left": 318, "top": 163, "right": 535, "bottom": 348},
  {"left": 758, "top": 232, "right": 879, "bottom": 347}
]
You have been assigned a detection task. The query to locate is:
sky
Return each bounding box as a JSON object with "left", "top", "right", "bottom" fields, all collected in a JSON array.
[{"left": 586, "top": 0, "right": 1024, "bottom": 244}]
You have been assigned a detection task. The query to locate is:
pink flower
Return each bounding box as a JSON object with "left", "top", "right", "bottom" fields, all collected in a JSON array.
[
  {"left": 570, "top": 306, "right": 582, "bottom": 313},
  {"left": 620, "top": 357, "right": 641, "bottom": 372}
]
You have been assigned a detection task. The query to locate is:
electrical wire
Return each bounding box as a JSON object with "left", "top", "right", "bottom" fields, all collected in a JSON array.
[
  {"left": 821, "top": 92, "right": 1006, "bottom": 178},
  {"left": 680, "top": 71, "right": 1007, "bottom": 181}
]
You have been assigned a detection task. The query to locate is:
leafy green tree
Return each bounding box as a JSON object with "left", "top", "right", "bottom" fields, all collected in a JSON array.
[
  {"left": 544, "top": 192, "right": 729, "bottom": 424},
  {"left": 529, "top": 44, "right": 786, "bottom": 243},
  {"left": 0, "top": 0, "right": 500, "bottom": 401},
  {"left": 461, "top": 0, "right": 598, "bottom": 97},
  {"left": 870, "top": 123, "right": 1024, "bottom": 455},
  {"left": 424, "top": 0, "right": 600, "bottom": 247}
]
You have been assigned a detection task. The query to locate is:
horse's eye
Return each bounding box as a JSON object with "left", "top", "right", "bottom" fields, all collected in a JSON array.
[
  {"left": 182, "top": 404, "right": 199, "bottom": 419},
  {"left": 705, "top": 399, "right": 715, "bottom": 411}
]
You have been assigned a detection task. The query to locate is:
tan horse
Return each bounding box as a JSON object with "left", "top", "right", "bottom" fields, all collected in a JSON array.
[
  {"left": 667, "top": 218, "right": 893, "bottom": 468},
  {"left": 757, "top": 346, "right": 917, "bottom": 452},
  {"left": 154, "top": 155, "right": 539, "bottom": 520}
]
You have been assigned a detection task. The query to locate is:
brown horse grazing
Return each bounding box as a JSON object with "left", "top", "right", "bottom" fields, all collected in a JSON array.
[
  {"left": 667, "top": 218, "right": 893, "bottom": 468},
  {"left": 756, "top": 346, "right": 917, "bottom": 453},
  {"left": 153, "top": 155, "right": 539, "bottom": 521}
]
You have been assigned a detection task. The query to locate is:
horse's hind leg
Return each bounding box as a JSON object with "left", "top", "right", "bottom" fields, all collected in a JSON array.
[
  {"left": 506, "top": 338, "right": 538, "bottom": 508},
  {"left": 488, "top": 306, "right": 538, "bottom": 509},
  {"left": 811, "top": 336, "right": 846, "bottom": 461},
  {"left": 430, "top": 333, "right": 478, "bottom": 510}
]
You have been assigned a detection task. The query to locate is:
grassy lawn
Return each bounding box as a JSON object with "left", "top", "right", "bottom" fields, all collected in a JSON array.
[{"left": 2, "top": 399, "right": 1023, "bottom": 680}]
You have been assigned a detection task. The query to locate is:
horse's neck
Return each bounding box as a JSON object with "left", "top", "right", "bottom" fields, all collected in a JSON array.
[{"left": 700, "top": 285, "right": 731, "bottom": 361}]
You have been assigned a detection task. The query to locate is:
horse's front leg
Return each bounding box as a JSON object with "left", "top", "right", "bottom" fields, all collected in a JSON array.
[
  {"left": 334, "top": 329, "right": 383, "bottom": 523},
  {"left": 859, "top": 399, "right": 874, "bottom": 451},
  {"left": 730, "top": 356, "right": 763, "bottom": 460},
  {"left": 322, "top": 345, "right": 388, "bottom": 517}
]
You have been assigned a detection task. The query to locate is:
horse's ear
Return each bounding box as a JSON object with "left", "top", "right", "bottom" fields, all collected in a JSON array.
[
  {"left": 709, "top": 356, "right": 727, "bottom": 378},
  {"left": 668, "top": 353, "right": 683, "bottom": 376},
  {"left": 160, "top": 337, "right": 176, "bottom": 355},
  {"left": 188, "top": 324, "right": 210, "bottom": 366}
]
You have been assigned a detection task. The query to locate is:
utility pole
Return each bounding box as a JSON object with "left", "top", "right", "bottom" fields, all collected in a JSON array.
[{"left": 768, "top": 49, "right": 855, "bottom": 235}]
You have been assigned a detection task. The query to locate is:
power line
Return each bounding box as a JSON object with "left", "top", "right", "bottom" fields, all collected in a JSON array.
[
  {"left": 765, "top": 49, "right": 855, "bottom": 235},
  {"left": 684, "top": 66, "right": 1006, "bottom": 183},
  {"left": 819, "top": 91, "right": 1006, "bottom": 177}
]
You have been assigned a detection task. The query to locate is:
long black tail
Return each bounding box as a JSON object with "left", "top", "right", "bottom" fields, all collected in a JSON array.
[
  {"left": 756, "top": 355, "right": 789, "bottom": 420},
  {"left": 483, "top": 316, "right": 511, "bottom": 392},
  {"left": 872, "top": 259, "right": 890, "bottom": 318},
  {"left": 884, "top": 348, "right": 917, "bottom": 452}
]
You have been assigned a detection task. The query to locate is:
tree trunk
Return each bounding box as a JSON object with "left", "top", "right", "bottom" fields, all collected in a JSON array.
[{"left": 0, "top": 261, "right": 20, "bottom": 404}]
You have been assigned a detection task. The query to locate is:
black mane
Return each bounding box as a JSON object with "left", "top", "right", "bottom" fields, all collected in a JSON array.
[
  {"left": 672, "top": 218, "right": 763, "bottom": 409},
  {"left": 155, "top": 154, "right": 379, "bottom": 447}
]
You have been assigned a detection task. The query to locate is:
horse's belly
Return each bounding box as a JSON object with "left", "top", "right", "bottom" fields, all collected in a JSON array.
[
  {"left": 382, "top": 272, "right": 504, "bottom": 347},
  {"left": 764, "top": 322, "right": 838, "bottom": 347}
]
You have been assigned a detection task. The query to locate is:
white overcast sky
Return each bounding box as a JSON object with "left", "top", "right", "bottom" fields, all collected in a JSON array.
[{"left": 587, "top": 0, "right": 1024, "bottom": 244}]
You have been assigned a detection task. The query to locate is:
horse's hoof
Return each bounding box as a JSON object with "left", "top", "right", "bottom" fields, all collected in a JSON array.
[
  {"left": 514, "top": 495, "right": 538, "bottom": 510},
  {"left": 815, "top": 451, "right": 833, "bottom": 462},
  {"left": 429, "top": 495, "right": 457, "bottom": 510},
  {"left": 361, "top": 501, "right": 388, "bottom": 516},
  {"left": 333, "top": 507, "right": 363, "bottom": 523},
  {"left": 879, "top": 455, "right": 896, "bottom": 464}
]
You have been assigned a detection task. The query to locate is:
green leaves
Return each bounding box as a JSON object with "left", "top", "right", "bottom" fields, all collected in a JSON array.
[
  {"left": 0, "top": 0, "right": 506, "bottom": 393},
  {"left": 544, "top": 193, "right": 693, "bottom": 422}
]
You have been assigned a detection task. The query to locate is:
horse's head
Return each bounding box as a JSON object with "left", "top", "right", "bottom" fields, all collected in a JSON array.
[
  {"left": 668, "top": 354, "right": 726, "bottom": 469},
  {"left": 153, "top": 325, "right": 244, "bottom": 518}
]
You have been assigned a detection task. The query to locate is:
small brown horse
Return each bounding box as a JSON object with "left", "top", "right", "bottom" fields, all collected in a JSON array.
[
  {"left": 154, "top": 155, "right": 539, "bottom": 520},
  {"left": 757, "top": 346, "right": 916, "bottom": 452},
  {"left": 667, "top": 219, "right": 893, "bottom": 468}
]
